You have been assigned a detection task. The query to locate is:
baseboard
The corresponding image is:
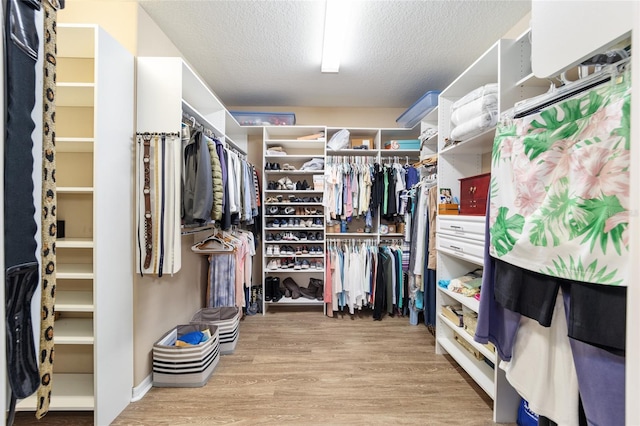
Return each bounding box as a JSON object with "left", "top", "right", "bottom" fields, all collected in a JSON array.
[{"left": 131, "top": 374, "right": 153, "bottom": 402}]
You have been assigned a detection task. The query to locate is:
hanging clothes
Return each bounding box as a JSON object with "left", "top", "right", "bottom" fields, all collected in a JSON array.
[
  {"left": 182, "top": 127, "right": 214, "bottom": 224},
  {"left": 324, "top": 156, "right": 375, "bottom": 221}
]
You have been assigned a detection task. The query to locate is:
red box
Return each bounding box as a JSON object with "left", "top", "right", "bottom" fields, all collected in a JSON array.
[{"left": 459, "top": 172, "right": 490, "bottom": 215}]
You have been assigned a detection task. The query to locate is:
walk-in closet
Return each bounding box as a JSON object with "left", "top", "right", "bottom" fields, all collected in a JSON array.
[{"left": 3, "top": 1, "right": 638, "bottom": 425}]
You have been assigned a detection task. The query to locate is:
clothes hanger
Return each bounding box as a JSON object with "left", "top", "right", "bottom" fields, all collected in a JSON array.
[{"left": 191, "top": 235, "right": 235, "bottom": 254}]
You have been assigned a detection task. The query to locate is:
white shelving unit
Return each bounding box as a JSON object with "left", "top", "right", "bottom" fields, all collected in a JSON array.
[
  {"left": 136, "top": 56, "right": 251, "bottom": 266},
  {"left": 434, "top": 33, "right": 549, "bottom": 423},
  {"left": 262, "top": 126, "right": 327, "bottom": 312},
  {"left": 324, "top": 126, "right": 421, "bottom": 241},
  {"left": 16, "top": 24, "right": 134, "bottom": 426}
]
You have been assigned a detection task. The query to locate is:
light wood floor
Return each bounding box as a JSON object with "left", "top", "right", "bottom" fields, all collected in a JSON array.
[{"left": 14, "top": 307, "right": 500, "bottom": 425}]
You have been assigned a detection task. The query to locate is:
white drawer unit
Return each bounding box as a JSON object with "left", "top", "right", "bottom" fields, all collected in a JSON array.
[
  {"left": 437, "top": 215, "right": 486, "bottom": 242},
  {"left": 436, "top": 234, "right": 484, "bottom": 266}
]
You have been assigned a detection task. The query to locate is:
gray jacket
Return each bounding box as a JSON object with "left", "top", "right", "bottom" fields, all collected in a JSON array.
[{"left": 183, "top": 129, "right": 213, "bottom": 224}]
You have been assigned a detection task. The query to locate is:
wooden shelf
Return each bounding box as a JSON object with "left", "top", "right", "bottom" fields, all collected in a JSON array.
[
  {"left": 265, "top": 140, "right": 325, "bottom": 150},
  {"left": 266, "top": 254, "right": 325, "bottom": 258},
  {"left": 439, "top": 127, "right": 496, "bottom": 155},
  {"left": 16, "top": 373, "right": 94, "bottom": 411},
  {"left": 57, "top": 263, "right": 94, "bottom": 280},
  {"left": 58, "top": 186, "right": 94, "bottom": 194},
  {"left": 265, "top": 154, "right": 324, "bottom": 160},
  {"left": 265, "top": 227, "right": 324, "bottom": 231},
  {"left": 326, "top": 232, "right": 378, "bottom": 237},
  {"left": 326, "top": 148, "right": 377, "bottom": 156},
  {"left": 57, "top": 237, "right": 94, "bottom": 248},
  {"left": 264, "top": 170, "right": 325, "bottom": 175},
  {"left": 57, "top": 137, "right": 94, "bottom": 152},
  {"left": 438, "top": 313, "right": 495, "bottom": 362},
  {"left": 380, "top": 149, "right": 421, "bottom": 156},
  {"left": 264, "top": 190, "right": 323, "bottom": 194},
  {"left": 438, "top": 287, "right": 480, "bottom": 312},
  {"left": 57, "top": 82, "right": 95, "bottom": 107},
  {"left": 265, "top": 269, "right": 324, "bottom": 273},
  {"left": 55, "top": 318, "right": 94, "bottom": 344},
  {"left": 266, "top": 297, "right": 324, "bottom": 306},
  {"left": 437, "top": 335, "right": 494, "bottom": 399},
  {"left": 56, "top": 291, "right": 94, "bottom": 312}
]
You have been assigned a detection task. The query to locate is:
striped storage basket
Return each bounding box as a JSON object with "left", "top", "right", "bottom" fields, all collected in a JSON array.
[
  {"left": 190, "top": 307, "right": 240, "bottom": 354},
  {"left": 152, "top": 323, "right": 220, "bottom": 387}
]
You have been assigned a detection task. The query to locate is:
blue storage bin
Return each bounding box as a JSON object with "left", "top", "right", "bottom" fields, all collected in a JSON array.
[
  {"left": 396, "top": 90, "right": 441, "bottom": 128},
  {"left": 230, "top": 111, "right": 296, "bottom": 126},
  {"left": 383, "top": 139, "right": 421, "bottom": 150}
]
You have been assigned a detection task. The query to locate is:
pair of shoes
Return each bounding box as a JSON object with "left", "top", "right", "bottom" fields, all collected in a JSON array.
[
  {"left": 278, "top": 177, "right": 294, "bottom": 190},
  {"left": 298, "top": 285, "right": 317, "bottom": 299},
  {"left": 282, "top": 163, "right": 296, "bottom": 171},
  {"left": 280, "top": 245, "right": 294, "bottom": 255},
  {"left": 267, "top": 259, "right": 280, "bottom": 270},
  {"left": 308, "top": 278, "right": 324, "bottom": 301},
  {"left": 295, "top": 180, "right": 309, "bottom": 190},
  {"left": 283, "top": 277, "right": 301, "bottom": 299},
  {"left": 265, "top": 277, "right": 282, "bottom": 301},
  {"left": 265, "top": 162, "right": 281, "bottom": 170}
]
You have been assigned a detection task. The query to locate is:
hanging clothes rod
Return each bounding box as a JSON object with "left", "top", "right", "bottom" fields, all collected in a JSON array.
[
  {"left": 181, "top": 100, "right": 248, "bottom": 157},
  {"left": 513, "top": 56, "right": 631, "bottom": 118},
  {"left": 136, "top": 131, "right": 180, "bottom": 137}
]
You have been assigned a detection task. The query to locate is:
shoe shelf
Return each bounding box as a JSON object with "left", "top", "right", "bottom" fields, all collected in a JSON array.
[
  {"left": 266, "top": 254, "right": 325, "bottom": 258},
  {"left": 264, "top": 190, "right": 323, "bottom": 194},
  {"left": 265, "top": 154, "right": 321, "bottom": 160},
  {"left": 265, "top": 226, "right": 324, "bottom": 230},
  {"left": 265, "top": 204, "right": 324, "bottom": 208},
  {"left": 264, "top": 170, "right": 325, "bottom": 175},
  {"left": 267, "top": 297, "right": 324, "bottom": 306},
  {"left": 326, "top": 232, "right": 378, "bottom": 237},
  {"left": 262, "top": 126, "right": 327, "bottom": 314}
]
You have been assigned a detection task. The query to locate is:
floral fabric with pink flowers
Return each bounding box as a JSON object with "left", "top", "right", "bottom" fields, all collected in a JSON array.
[{"left": 489, "top": 70, "right": 631, "bottom": 286}]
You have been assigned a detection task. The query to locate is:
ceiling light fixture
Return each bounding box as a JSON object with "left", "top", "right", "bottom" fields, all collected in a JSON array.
[{"left": 321, "top": 0, "right": 351, "bottom": 73}]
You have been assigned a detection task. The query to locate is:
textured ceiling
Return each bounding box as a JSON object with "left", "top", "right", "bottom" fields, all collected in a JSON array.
[{"left": 139, "top": 0, "right": 531, "bottom": 109}]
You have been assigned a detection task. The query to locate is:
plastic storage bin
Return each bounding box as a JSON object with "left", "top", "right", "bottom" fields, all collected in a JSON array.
[
  {"left": 383, "top": 139, "right": 421, "bottom": 150},
  {"left": 190, "top": 307, "right": 241, "bottom": 354},
  {"left": 396, "top": 90, "right": 440, "bottom": 128},
  {"left": 152, "top": 323, "right": 220, "bottom": 387},
  {"left": 230, "top": 111, "right": 296, "bottom": 126}
]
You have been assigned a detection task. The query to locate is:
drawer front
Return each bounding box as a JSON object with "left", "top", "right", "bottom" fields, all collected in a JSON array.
[
  {"left": 438, "top": 216, "right": 485, "bottom": 242},
  {"left": 459, "top": 197, "right": 487, "bottom": 215},
  {"left": 437, "top": 234, "right": 484, "bottom": 265}
]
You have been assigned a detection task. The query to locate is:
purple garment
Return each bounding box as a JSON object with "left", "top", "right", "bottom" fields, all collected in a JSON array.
[
  {"left": 474, "top": 196, "right": 521, "bottom": 361},
  {"left": 405, "top": 165, "right": 419, "bottom": 189},
  {"left": 563, "top": 288, "right": 625, "bottom": 426}
]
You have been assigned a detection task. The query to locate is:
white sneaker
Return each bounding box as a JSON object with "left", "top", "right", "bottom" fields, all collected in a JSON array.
[
  {"left": 267, "top": 260, "right": 278, "bottom": 270},
  {"left": 274, "top": 245, "right": 281, "bottom": 255},
  {"left": 267, "top": 246, "right": 274, "bottom": 255}
]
